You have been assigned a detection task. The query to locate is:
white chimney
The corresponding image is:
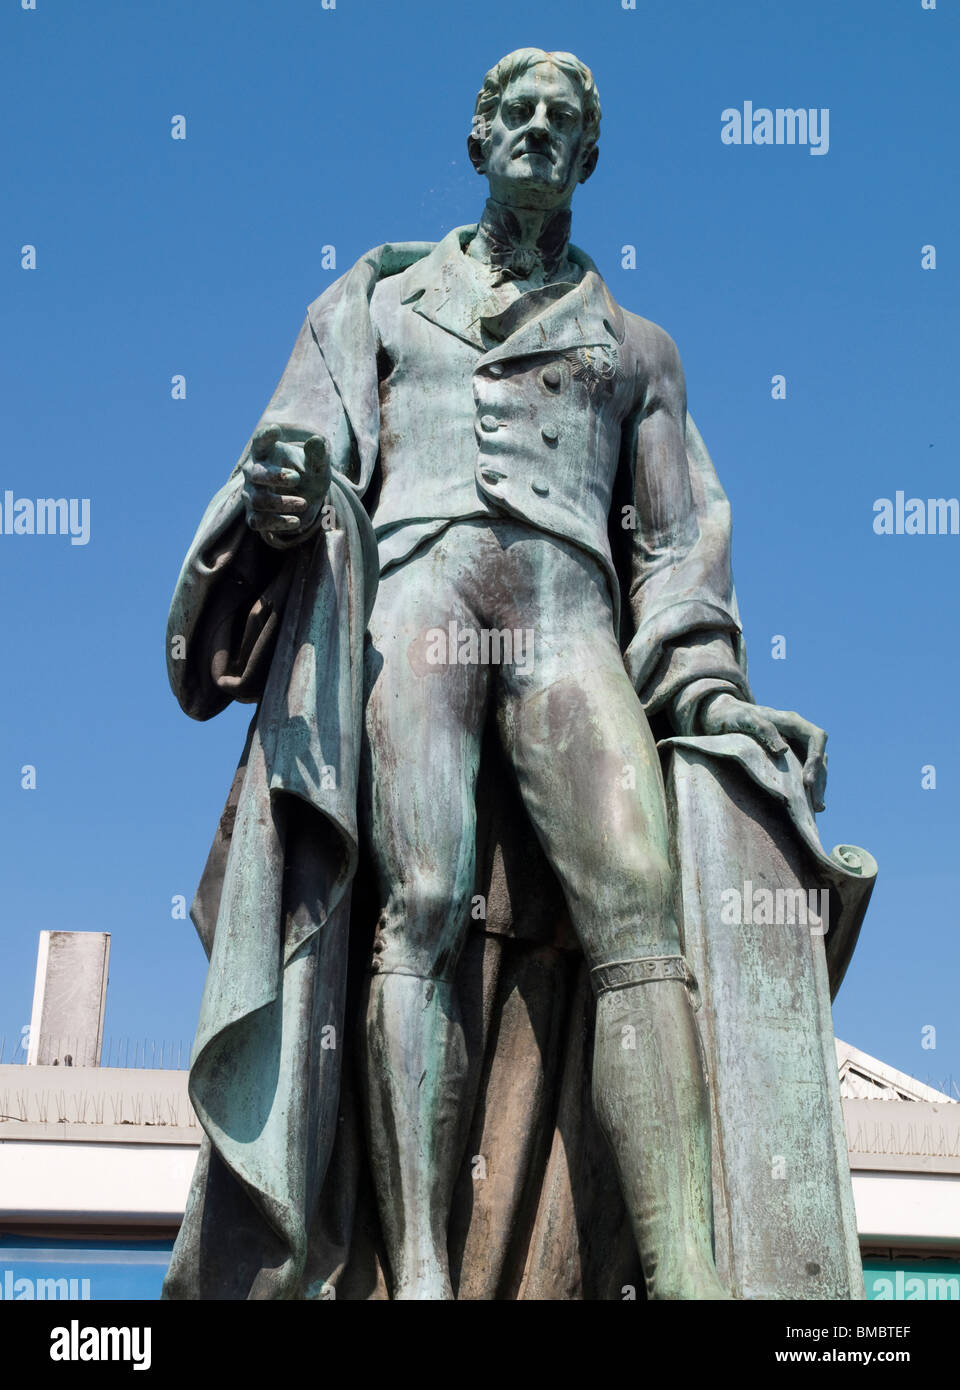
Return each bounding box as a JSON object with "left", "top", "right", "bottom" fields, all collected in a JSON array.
[{"left": 27, "top": 931, "right": 111, "bottom": 1067}]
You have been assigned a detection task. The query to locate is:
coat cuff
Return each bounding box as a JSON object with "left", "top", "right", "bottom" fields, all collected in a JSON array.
[{"left": 670, "top": 678, "right": 745, "bottom": 736}]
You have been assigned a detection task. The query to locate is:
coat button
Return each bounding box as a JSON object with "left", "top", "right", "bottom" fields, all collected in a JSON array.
[
  {"left": 541, "top": 366, "right": 562, "bottom": 389},
  {"left": 480, "top": 414, "right": 500, "bottom": 432},
  {"left": 487, "top": 363, "right": 504, "bottom": 377},
  {"left": 541, "top": 423, "right": 559, "bottom": 443},
  {"left": 531, "top": 479, "right": 550, "bottom": 496}
]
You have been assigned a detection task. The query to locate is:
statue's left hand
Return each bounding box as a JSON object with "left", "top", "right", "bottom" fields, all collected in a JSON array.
[{"left": 699, "top": 693, "right": 828, "bottom": 813}]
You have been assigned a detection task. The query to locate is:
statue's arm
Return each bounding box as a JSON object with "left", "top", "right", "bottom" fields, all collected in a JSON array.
[
  {"left": 623, "top": 327, "right": 828, "bottom": 808},
  {"left": 167, "top": 311, "right": 353, "bottom": 720},
  {"left": 237, "top": 311, "right": 358, "bottom": 550},
  {"left": 622, "top": 326, "right": 750, "bottom": 733}
]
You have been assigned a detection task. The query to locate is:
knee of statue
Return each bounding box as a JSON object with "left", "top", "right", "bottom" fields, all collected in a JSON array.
[{"left": 381, "top": 868, "right": 474, "bottom": 939}]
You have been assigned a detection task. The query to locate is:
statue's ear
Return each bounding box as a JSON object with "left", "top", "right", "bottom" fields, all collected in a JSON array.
[
  {"left": 579, "top": 145, "right": 599, "bottom": 183},
  {"left": 467, "top": 134, "right": 486, "bottom": 174}
]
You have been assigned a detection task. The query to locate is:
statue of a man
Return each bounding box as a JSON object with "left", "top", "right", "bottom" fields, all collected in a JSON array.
[{"left": 163, "top": 48, "right": 830, "bottom": 1302}]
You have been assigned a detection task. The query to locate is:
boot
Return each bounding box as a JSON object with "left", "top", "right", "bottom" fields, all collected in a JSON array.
[{"left": 591, "top": 964, "right": 732, "bottom": 1299}]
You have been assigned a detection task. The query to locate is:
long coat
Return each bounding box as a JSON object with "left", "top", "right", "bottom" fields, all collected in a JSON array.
[{"left": 161, "top": 232, "right": 856, "bottom": 1299}]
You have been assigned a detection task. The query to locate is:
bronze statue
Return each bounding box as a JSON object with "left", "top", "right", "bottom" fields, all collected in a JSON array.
[{"left": 163, "top": 49, "right": 873, "bottom": 1302}]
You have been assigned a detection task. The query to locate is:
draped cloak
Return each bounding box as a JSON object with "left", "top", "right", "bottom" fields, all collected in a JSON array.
[{"left": 162, "top": 236, "right": 871, "bottom": 1300}]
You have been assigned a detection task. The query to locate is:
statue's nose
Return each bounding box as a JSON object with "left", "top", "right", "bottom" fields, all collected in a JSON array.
[{"left": 526, "top": 105, "right": 552, "bottom": 138}]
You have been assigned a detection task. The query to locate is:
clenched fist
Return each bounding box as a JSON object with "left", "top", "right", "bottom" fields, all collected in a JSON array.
[{"left": 241, "top": 425, "right": 331, "bottom": 548}]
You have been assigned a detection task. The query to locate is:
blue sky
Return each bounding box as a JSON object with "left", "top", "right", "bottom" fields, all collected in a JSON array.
[{"left": 2, "top": 0, "right": 957, "bottom": 1093}]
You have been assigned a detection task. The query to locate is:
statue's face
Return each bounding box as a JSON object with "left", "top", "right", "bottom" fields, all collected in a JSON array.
[{"left": 482, "top": 64, "right": 588, "bottom": 209}]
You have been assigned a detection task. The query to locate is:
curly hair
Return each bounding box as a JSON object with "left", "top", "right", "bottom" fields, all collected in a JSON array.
[{"left": 469, "top": 48, "right": 601, "bottom": 168}]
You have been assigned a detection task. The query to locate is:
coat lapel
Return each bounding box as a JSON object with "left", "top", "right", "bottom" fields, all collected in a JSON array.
[
  {"left": 399, "top": 224, "right": 625, "bottom": 363},
  {"left": 399, "top": 226, "right": 489, "bottom": 350},
  {"left": 479, "top": 270, "right": 624, "bottom": 365}
]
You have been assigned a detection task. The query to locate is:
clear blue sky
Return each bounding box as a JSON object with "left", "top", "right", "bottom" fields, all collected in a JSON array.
[{"left": 2, "top": 0, "right": 957, "bottom": 1092}]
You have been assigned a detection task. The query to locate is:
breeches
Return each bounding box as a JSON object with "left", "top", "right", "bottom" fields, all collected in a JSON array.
[{"left": 359, "top": 519, "right": 683, "bottom": 988}]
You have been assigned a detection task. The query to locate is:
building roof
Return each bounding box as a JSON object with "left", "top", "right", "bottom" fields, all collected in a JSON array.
[{"left": 836, "top": 1039, "right": 957, "bottom": 1104}]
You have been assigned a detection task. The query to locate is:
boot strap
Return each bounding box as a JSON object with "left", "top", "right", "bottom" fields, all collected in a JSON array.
[{"left": 590, "top": 955, "right": 701, "bottom": 1008}]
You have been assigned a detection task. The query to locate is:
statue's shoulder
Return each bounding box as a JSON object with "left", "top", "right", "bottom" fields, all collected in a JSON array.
[
  {"left": 307, "top": 240, "right": 438, "bottom": 322},
  {"left": 619, "top": 304, "right": 684, "bottom": 379},
  {"left": 570, "top": 245, "right": 681, "bottom": 374},
  {"left": 360, "top": 240, "right": 438, "bottom": 279}
]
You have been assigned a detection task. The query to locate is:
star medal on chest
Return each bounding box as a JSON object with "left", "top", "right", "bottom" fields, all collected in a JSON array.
[{"left": 568, "top": 343, "right": 621, "bottom": 394}]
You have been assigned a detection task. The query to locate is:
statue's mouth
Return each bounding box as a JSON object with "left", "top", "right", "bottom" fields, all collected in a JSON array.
[{"left": 513, "top": 147, "right": 554, "bottom": 165}]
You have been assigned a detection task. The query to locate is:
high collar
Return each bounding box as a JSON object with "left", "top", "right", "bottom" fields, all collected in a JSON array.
[{"left": 470, "top": 199, "right": 574, "bottom": 285}]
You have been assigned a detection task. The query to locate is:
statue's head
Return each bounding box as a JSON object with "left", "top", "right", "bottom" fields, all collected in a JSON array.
[{"left": 468, "top": 48, "right": 601, "bottom": 211}]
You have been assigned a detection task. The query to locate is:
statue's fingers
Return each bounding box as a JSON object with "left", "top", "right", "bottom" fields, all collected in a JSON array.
[
  {"left": 244, "top": 463, "right": 303, "bottom": 491},
  {"left": 247, "top": 511, "right": 300, "bottom": 532},
  {"left": 303, "top": 434, "right": 328, "bottom": 467},
  {"left": 762, "top": 708, "right": 831, "bottom": 773},
  {"left": 304, "top": 435, "right": 332, "bottom": 493},
  {"left": 273, "top": 439, "right": 308, "bottom": 468},
  {"left": 764, "top": 708, "right": 827, "bottom": 747},
  {"left": 746, "top": 712, "right": 788, "bottom": 756},
  {"left": 806, "top": 772, "right": 827, "bottom": 813},
  {"left": 802, "top": 729, "right": 829, "bottom": 812},
  {"left": 251, "top": 424, "right": 282, "bottom": 462},
  {"left": 818, "top": 752, "right": 829, "bottom": 810},
  {"left": 246, "top": 487, "right": 309, "bottom": 515},
  {"left": 803, "top": 725, "right": 828, "bottom": 768}
]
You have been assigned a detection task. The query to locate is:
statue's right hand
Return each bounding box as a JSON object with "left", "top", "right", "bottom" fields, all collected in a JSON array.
[{"left": 241, "top": 426, "right": 331, "bottom": 546}]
